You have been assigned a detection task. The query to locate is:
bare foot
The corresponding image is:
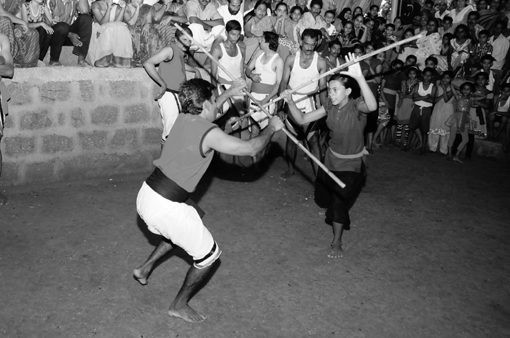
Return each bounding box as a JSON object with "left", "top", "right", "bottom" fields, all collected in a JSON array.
[
  {"left": 132, "top": 268, "right": 149, "bottom": 286},
  {"left": 168, "top": 304, "right": 206, "bottom": 323},
  {"left": 279, "top": 169, "right": 294, "bottom": 180},
  {"left": 0, "top": 193, "right": 7, "bottom": 206},
  {"left": 453, "top": 157, "right": 464, "bottom": 164},
  {"left": 327, "top": 243, "right": 343, "bottom": 258}
]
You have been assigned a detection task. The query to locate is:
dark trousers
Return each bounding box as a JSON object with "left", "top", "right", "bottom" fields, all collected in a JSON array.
[{"left": 38, "top": 14, "right": 92, "bottom": 62}]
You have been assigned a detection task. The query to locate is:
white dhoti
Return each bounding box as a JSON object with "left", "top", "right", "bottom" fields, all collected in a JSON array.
[
  {"left": 188, "top": 24, "right": 225, "bottom": 51},
  {"left": 157, "top": 91, "right": 181, "bottom": 144},
  {"left": 249, "top": 92, "right": 274, "bottom": 129}
]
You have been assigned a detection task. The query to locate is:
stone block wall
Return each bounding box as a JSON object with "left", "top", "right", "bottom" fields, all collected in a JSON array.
[{"left": 1, "top": 67, "right": 162, "bottom": 186}]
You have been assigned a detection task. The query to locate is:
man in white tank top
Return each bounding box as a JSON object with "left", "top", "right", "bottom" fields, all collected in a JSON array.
[
  {"left": 279, "top": 28, "right": 327, "bottom": 179},
  {"left": 0, "top": 33, "right": 13, "bottom": 206},
  {"left": 211, "top": 19, "right": 246, "bottom": 116},
  {"left": 246, "top": 31, "right": 284, "bottom": 129}
]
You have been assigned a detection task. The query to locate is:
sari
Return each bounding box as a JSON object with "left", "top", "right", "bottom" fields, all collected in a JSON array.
[
  {"left": 87, "top": 1, "right": 133, "bottom": 67},
  {"left": 449, "top": 5, "right": 474, "bottom": 25},
  {"left": 149, "top": 4, "right": 177, "bottom": 47},
  {"left": 0, "top": 0, "right": 39, "bottom": 67},
  {"left": 126, "top": 4, "right": 161, "bottom": 65},
  {"left": 477, "top": 10, "right": 507, "bottom": 33}
]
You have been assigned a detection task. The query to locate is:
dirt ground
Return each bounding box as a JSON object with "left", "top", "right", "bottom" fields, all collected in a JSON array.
[{"left": 1, "top": 143, "right": 509, "bottom": 338}]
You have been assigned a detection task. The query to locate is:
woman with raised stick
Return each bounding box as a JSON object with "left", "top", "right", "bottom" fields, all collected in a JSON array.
[{"left": 281, "top": 53, "right": 377, "bottom": 258}]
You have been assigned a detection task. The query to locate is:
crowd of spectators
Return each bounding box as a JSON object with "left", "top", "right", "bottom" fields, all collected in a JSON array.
[{"left": 1, "top": 0, "right": 509, "bottom": 155}]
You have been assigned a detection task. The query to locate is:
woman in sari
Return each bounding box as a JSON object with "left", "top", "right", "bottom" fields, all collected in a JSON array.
[
  {"left": 144, "top": 0, "right": 179, "bottom": 48},
  {"left": 449, "top": 0, "right": 475, "bottom": 26},
  {"left": 245, "top": 1, "right": 274, "bottom": 64},
  {"left": 0, "top": 0, "right": 39, "bottom": 67},
  {"left": 88, "top": 0, "right": 133, "bottom": 67},
  {"left": 124, "top": 0, "right": 161, "bottom": 66},
  {"left": 437, "top": 24, "right": 471, "bottom": 72},
  {"left": 478, "top": 0, "right": 507, "bottom": 33}
]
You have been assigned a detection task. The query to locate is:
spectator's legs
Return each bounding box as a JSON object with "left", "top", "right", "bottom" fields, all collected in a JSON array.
[
  {"left": 495, "top": 117, "right": 508, "bottom": 140},
  {"left": 453, "top": 129, "right": 469, "bottom": 163},
  {"left": 465, "top": 134, "right": 475, "bottom": 159},
  {"left": 69, "top": 14, "right": 93, "bottom": 65},
  {"left": 37, "top": 26, "right": 52, "bottom": 61},
  {"left": 49, "top": 22, "right": 70, "bottom": 64},
  {"left": 448, "top": 125, "right": 459, "bottom": 160}
]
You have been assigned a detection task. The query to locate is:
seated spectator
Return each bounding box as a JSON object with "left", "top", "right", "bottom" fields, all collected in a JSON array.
[
  {"left": 217, "top": 0, "right": 244, "bottom": 36},
  {"left": 466, "top": 11, "right": 484, "bottom": 44},
  {"left": 321, "top": 38, "right": 344, "bottom": 70},
  {"left": 275, "top": 5, "right": 301, "bottom": 62},
  {"left": 393, "top": 16, "right": 407, "bottom": 41},
  {"left": 435, "top": 1, "right": 450, "bottom": 21},
  {"left": 20, "top": 0, "right": 55, "bottom": 65},
  {"left": 323, "top": 9, "right": 341, "bottom": 39},
  {"left": 144, "top": 1, "right": 180, "bottom": 48},
  {"left": 414, "top": 18, "right": 441, "bottom": 69},
  {"left": 87, "top": 0, "right": 133, "bottom": 68},
  {"left": 244, "top": 1, "right": 274, "bottom": 64},
  {"left": 185, "top": 0, "right": 224, "bottom": 51},
  {"left": 294, "top": 0, "right": 327, "bottom": 44},
  {"left": 438, "top": 15, "right": 454, "bottom": 36},
  {"left": 478, "top": 0, "right": 507, "bottom": 33},
  {"left": 125, "top": 0, "right": 161, "bottom": 66},
  {"left": 366, "top": 5, "right": 380, "bottom": 20},
  {"left": 0, "top": 0, "right": 39, "bottom": 67},
  {"left": 46, "top": 0, "right": 92, "bottom": 67},
  {"left": 448, "top": 0, "right": 474, "bottom": 25},
  {"left": 435, "top": 32, "right": 453, "bottom": 71},
  {"left": 337, "top": 21, "right": 356, "bottom": 55},
  {"left": 468, "top": 30, "right": 492, "bottom": 67}
]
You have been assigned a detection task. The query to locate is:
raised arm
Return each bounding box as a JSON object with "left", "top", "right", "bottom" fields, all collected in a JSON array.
[{"left": 341, "top": 53, "right": 377, "bottom": 112}]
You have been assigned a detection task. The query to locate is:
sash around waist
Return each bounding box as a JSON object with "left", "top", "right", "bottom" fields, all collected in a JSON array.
[
  {"left": 329, "top": 147, "right": 369, "bottom": 159},
  {"left": 251, "top": 82, "right": 274, "bottom": 94}
]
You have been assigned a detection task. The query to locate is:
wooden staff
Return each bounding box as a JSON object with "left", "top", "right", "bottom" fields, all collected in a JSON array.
[
  {"left": 233, "top": 33, "right": 424, "bottom": 123},
  {"left": 174, "top": 23, "right": 347, "bottom": 188}
]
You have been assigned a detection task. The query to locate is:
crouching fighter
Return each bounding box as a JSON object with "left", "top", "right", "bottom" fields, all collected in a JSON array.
[{"left": 133, "top": 78, "right": 284, "bottom": 323}]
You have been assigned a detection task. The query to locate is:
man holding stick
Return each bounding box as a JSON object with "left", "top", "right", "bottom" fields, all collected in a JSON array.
[
  {"left": 281, "top": 53, "right": 377, "bottom": 258},
  {"left": 133, "top": 78, "right": 284, "bottom": 323},
  {"left": 279, "top": 28, "right": 327, "bottom": 180}
]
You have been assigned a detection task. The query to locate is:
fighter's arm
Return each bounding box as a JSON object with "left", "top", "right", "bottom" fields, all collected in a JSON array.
[
  {"left": 245, "top": 49, "right": 262, "bottom": 81},
  {"left": 203, "top": 117, "right": 282, "bottom": 156},
  {"left": 143, "top": 47, "right": 174, "bottom": 99},
  {"left": 185, "top": 63, "right": 201, "bottom": 79},
  {"left": 341, "top": 53, "right": 377, "bottom": 113},
  {"left": 317, "top": 56, "right": 328, "bottom": 107},
  {"left": 282, "top": 92, "right": 327, "bottom": 124},
  {"left": 264, "top": 56, "right": 284, "bottom": 103},
  {"left": 0, "top": 34, "right": 13, "bottom": 78},
  {"left": 239, "top": 43, "right": 246, "bottom": 79}
]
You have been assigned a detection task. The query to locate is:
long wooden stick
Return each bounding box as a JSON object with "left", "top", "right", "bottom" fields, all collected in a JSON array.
[
  {"left": 233, "top": 33, "right": 424, "bottom": 123},
  {"left": 174, "top": 23, "right": 346, "bottom": 188}
]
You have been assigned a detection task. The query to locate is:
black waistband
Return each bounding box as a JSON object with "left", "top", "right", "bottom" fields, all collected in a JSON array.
[{"left": 145, "top": 168, "right": 205, "bottom": 218}]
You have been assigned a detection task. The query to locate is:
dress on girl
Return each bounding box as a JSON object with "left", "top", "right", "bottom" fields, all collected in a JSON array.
[{"left": 429, "top": 86, "right": 454, "bottom": 154}]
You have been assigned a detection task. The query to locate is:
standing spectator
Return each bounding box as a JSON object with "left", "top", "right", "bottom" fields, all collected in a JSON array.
[
  {"left": 395, "top": 66, "right": 419, "bottom": 148},
  {"left": 428, "top": 71, "right": 454, "bottom": 154},
  {"left": 448, "top": 82, "right": 473, "bottom": 162},
  {"left": 489, "top": 20, "right": 509, "bottom": 70},
  {"left": 0, "top": 32, "right": 13, "bottom": 205},
  {"left": 46, "top": 0, "right": 92, "bottom": 66},
  {"left": 0, "top": 0, "right": 39, "bottom": 67}
]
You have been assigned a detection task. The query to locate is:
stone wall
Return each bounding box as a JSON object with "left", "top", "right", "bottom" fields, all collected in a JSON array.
[{"left": 1, "top": 67, "right": 162, "bottom": 186}]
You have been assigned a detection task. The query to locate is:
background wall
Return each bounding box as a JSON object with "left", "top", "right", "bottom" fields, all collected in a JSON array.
[{"left": 0, "top": 67, "right": 162, "bottom": 186}]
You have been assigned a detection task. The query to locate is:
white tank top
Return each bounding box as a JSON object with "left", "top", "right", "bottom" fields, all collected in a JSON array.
[
  {"left": 218, "top": 43, "right": 242, "bottom": 83},
  {"left": 497, "top": 96, "right": 510, "bottom": 112},
  {"left": 289, "top": 51, "right": 320, "bottom": 94},
  {"left": 415, "top": 82, "right": 434, "bottom": 107},
  {"left": 254, "top": 52, "right": 278, "bottom": 85}
]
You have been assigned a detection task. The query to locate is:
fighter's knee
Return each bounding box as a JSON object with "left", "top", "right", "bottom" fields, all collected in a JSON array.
[{"left": 193, "top": 241, "right": 221, "bottom": 269}]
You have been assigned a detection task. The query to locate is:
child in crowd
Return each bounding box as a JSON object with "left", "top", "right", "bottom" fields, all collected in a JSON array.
[
  {"left": 471, "top": 54, "right": 499, "bottom": 92},
  {"left": 396, "top": 66, "right": 420, "bottom": 148},
  {"left": 404, "top": 67, "right": 436, "bottom": 154},
  {"left": 429, "top": 71, "right": 455, "bottom": 154},
  {"left": 470, "top": 72, "right": 490, "bottom": 139},
  {"left": 469, "top": 30, "right": 493, "bottom": 67},
  {"left": 448, "top": 82, "right": 473, "bottom": 163},
  {"left": 276, "top": 5, "right": 302, "bottom": 43},
  {"left": 436, "top": 33, "right": 454, "bottom": 72},
  {"left": 324, "top": 10, "right": 341, "bottom": 39},
  {"left": 488, "top": 84, "right": 510, "bottom": 145},
  {"left": 439, "top": 16, "right": 454, "bottom": 36},
  {"left": 425, "top": 56, "right": 442, "bottom": 86},
  {"left": 397, "top": 29, "right": 418, "bottom": 63}
]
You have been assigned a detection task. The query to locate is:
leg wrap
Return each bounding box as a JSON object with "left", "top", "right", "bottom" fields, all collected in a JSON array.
[{"left": 194, "top": 241, "right": 221, "bottom": 269}]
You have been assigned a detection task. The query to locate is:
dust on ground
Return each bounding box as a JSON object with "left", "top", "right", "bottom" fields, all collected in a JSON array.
[{"left": 1, "top": 146, "right": 509, "bottom": 338}]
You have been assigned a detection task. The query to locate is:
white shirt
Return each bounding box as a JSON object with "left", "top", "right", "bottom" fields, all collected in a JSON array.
[
  {"left": 217, "top": 3, "right": 244, "bottom": 34},
  {"left": 490, "top": 34, "right": 510, "bottom": 70}
]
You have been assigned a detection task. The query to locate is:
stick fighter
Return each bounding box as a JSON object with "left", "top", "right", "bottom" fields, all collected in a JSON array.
[{"left": 133, "top": 78, "right": 284, "bottom": 323}]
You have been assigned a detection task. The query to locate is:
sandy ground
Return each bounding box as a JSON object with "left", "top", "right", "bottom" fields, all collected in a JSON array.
[{"left": 0, "top": 144, "right": 509, "bottom": 338}]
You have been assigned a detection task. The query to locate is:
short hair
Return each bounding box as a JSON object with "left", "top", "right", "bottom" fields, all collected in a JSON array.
[
  {"left": 404, "top": 28, "right": 415, "bottom": 36},
  {"left": 275, "top": 2, "right": 287, "bottom": 11},
  {"left": 422, "top": 67, "right": 434, "bottom": 75},
  {"left": 370, "top": 4, "right": 379, "bottom": 11},
  {"left": 328, "top": 38, "right": 342, "bottom": 48},
  {"left": 476, "top": 72, "right": 489, "bottom": 80},
  {"left": 460, "top": 81, "right": 474, "bottom": 91},
  {"left": 386, "top": 23, "right": 395, "bottom": 30},
  {"left": 175, "top": 24, "right": 193, "bottom": 39},
  {"left": 443, "top": 16, "right": 453, "bottom": 23},
  {"left": 301, "top": 28, "right": 320, "bottom": 41},
  {"left": 290, "top": 5, "right": 303, "bottom": 14},
  {"left": 263, "top": 31, "right": 279, "bottom": 51},
  {"left": 226, "top": 20, "right": 242, "bottom": 32},
  {"left": 310, "top": 0, "right": 322, "bottom": 9},
  {"left": 479, "top": 30, "right": 490, "bottom": 37},
  {"left": 325, "top": 10, "right": 335, "bottom": 17},
  {"left": 406, "top": 54, "right": 417, "bottom": 61},
  {"left": 328, "top": 74, "right": 361, "bottom": 99},
  {"left": 442, "top": 71, "right": 454, "bottom": 78},
  {"left": 178, "top": 79, "right": 214, "bottom": 115},
  {"left": 406, "top": 66, "right": 420, "bottom": 76},
  {"left": 428, "top": 18, "right": 439, "bottom": 27},
  {"left": 481, "top": 54, "right": 496, "bottom": 62},
  {"left": 425, "top": 56, "right": 438, "bottom": 65},
  {"left": 354, "top": 14, "right": 364, "bottom": 22},
  {"left": 468, "top": 11, "right": 480, "bottom": 20},
  {"left": 392, "top": 59, "right": 404, "bottom": 68},
  {"left": 443, "top": 32, "right": 454, "bottom": 40},
  {"left": 353, "top": 43, "right": 365, "bottom": 53}
]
